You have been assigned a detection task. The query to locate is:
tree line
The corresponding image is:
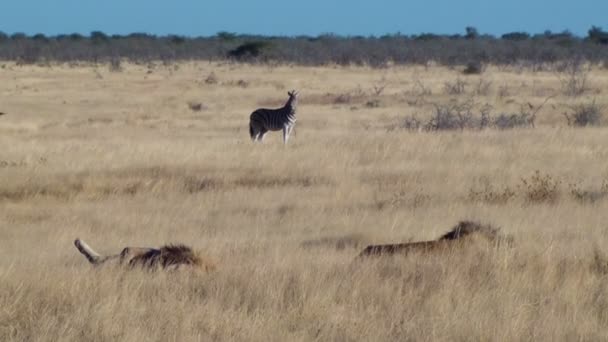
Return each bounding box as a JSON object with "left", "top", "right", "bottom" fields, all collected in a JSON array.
[{"left": 0, "top": 27, "right": 607, "bottom": 67}]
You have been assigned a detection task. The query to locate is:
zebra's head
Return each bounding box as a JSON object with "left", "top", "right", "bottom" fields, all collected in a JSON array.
[{"left": 287, "top": 90, "right": 299, "bottom": 107}]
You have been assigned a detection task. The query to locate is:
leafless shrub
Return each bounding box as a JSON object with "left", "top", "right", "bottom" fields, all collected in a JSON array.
[
  {"left": 564, "top": 100, "right": 604, "bottom": 126},
  {"left": 224, "top": 79, "right": 250, "bottom": 88},
  {"left": 556, "top": 58, "right": 589, "bottom": 96},
  {"left": 443, "top": 78, "right": 467, "bottom": 95},
  {"left": 520, "top": 171, "right": 561, "bottom": 204},
  {"left": 391, "top": 115, "right": 423, "bottom": 131},
  {"left": 468, "top": 179, "right": 516, "bottom": 205},
  {"left": 426, "top": 100, "right": 476, "bottom": 130},
  {"left": 568, "top": 181, "right": 608, "bottom": 204},
  {"left": 492, "top": 111, "right": 535, "bottom": 130},
  {"left": 399, "top": 100, "right": 531, "bottom": 132}
]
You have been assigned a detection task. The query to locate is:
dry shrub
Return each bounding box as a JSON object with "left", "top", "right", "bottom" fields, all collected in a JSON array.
[
  {"left": 223, "top": 79, "right": 250, "bottom": 88},
  {"left": 564, "top": 100, "right": 604, "bottom": 126},
  {"left": 374, "top": 189, "right": 430, "bottom": 210},
  {"left": 556, "top": 59, "right": 589, "bottom": 96},
  {"left": 568, "top": 181, "right": 608, "bottom": 204},
  {"left": 520, "top": 171, "right": 561, "bottom": 204},
  {"left": 426, "top": 100, "right": 475, "bottom": 130},
  {"left": 443, "top": 78, "right": 467, "bottom": 95},
  {"left": 469, "top": 176, "right": 608, "bottom": 205},
  {"left": 468, "top": 181, "right": 516, "bottom": 205},
  {"left": 492, "top": 111, "right": 535, "bottom": 129}
]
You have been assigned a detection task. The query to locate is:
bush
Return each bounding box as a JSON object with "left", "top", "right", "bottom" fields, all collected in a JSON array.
[
  {"left": 564, "top": 100, "right": 604, "bottom": 126},
  {"left": 493, "top": 111, "right": 535, "bottom": 130},
  {"left": 398, "top": 100, "right": 541, "bottom": 132},
  {"left": 228, "top": 41, "right": 272, "bottom": 60},
  {"left": 468, "top": 180, "right": 516, "bottom": 204},
  {"left": 557, "top": 58, "right": 589, "bottom": 96},
  {"left": 463, "top": 61, "right": 484, "bottom": 75},
  {"left": 520, "top": 171, "right": 561, "bottom": 204},
  {"left": 426, "top": 101, "right": 476, "bottom": 131},
  {"left": 587, "top": 26, "right": 608, "bottom": 45},
  {"left": 569, "top": 181, "right": 608, "bottom": 203},
  {"left": 502, "top": 32, "right": 531, "bottom": 41}
]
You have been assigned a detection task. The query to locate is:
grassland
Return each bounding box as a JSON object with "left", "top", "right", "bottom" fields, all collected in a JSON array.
[{"left": 2, "top": 61, "right": 608, "bottom": 341}]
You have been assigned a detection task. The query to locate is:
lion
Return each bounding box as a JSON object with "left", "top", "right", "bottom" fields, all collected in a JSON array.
[
  {"left": 74, "top": 239, "right": 216, "bottom": 272},
  {"left": 357, "top": 221, "right": 510, "bottom": 258}
]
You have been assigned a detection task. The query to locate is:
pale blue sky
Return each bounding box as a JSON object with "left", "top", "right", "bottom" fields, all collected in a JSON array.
[{"left": 1, "top": 0, "right": 606, "bottom": 37}]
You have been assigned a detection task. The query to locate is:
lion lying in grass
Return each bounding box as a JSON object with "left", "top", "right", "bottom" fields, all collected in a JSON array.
[
  {"left": 74, "top": 239, "right": 216, "bottom": 271},
  {"left": 357, "top": 221, "right": 511, "bottom": 257}
]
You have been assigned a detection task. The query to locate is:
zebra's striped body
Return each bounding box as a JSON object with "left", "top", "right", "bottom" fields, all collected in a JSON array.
[{"left": 249, "top": 90, "right": 298, "bottom": 144}]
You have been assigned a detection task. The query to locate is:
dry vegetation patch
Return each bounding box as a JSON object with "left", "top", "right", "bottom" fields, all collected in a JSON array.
[{"left": 2, "top": 62, "right": 608, "bottom": 340}]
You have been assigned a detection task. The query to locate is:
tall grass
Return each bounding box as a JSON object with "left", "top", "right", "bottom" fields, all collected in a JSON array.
[{"left": 2, "top": 62, "right": 608, "bottom": 341}]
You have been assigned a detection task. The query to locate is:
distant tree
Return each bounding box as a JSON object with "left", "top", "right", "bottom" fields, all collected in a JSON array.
[
  {"left": 415, "top": 33, "right": 442, "bottom": 41},
  {"left": 228, "top": 41, "right": 272, "bottom": 60},
  {"left": 588, "top": 26, "right": 608, "bottom": 44},
  {"left": 216, "top": 31, "right": 237, "bottom": 41},
  {"left": 501, "top": 32, "right": 530, "bottom": 41},
  {"left": 10, "top": 32, "right": 27, "bottom": 40},
  {"left": 69, "top": 33, "right": 84, "bottom": 41},
  {"left": 128, "top": 33, "right": 154, "bottom": 39},
  {"left": 465, "top": 26, "right": 479, "bottom": 40},
  {"left": 90, "top": 31, "right": 109, "bottom": 43},
  {"left": 0, "top": 31, "right": 8, "bottom": 42},
  {"left": 32, "top": 33, "right": 48, "bottom": 42},
  {"left": 169, "top": 35, "right": 186, "bottom": 44}
]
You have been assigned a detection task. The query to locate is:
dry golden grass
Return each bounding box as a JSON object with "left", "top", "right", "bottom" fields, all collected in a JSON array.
[{"left": 2, "top": 61, "right": 608, "bottom": 341}]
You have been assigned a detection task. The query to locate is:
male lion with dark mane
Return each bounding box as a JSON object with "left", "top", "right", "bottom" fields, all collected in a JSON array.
[
  {"left": 74, "top": 239, "right": 216, "bottom": 272},
  {"left": 357, "top": 221, "right": 511, "bottom": 258}
]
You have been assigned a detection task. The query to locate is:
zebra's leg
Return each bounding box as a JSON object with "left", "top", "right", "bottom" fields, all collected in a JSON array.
[
  {"left": 259, "top": 130, "right": 268, "bottom": 142},
  {"left": 283, "top": 126, "right": 290, "bottom": 144}
]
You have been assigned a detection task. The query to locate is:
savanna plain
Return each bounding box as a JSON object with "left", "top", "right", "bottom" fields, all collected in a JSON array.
[{"left": 2, "top": 61, "right": 608, "bottom": 341}]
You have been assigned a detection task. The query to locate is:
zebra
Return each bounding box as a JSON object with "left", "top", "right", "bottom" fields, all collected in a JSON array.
[{"left": 249, "top": 90, "right": 298, "bottom": 144}]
